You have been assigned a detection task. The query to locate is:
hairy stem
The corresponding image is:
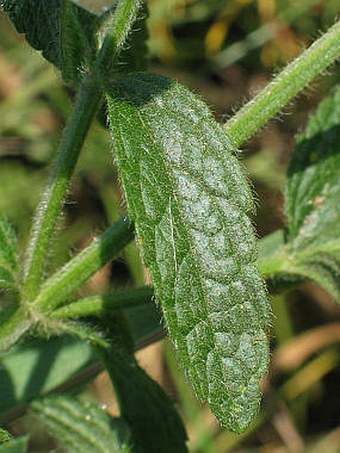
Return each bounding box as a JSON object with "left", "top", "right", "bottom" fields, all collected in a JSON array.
[
  {"left": 225, "top": 20, "right": 340, "bottom": 147},
  {"left": 23, "top": 77, "right": 102, "bottom": 300},
  {"left": 51, "top": 286, "right": 153, "bottom": 319},
  {"left": 23, "top": 0, "right": 143, "bottom": 300},
  {"left": 34, "top": 217, "right": 134, "bottom": 313}
]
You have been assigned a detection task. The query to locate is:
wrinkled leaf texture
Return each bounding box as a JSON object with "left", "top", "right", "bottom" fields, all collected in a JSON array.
[
  {"left": 31, "top": 396, "right": 131, "bottom": 452},
  {"left": 106, "top": 72, "right": 271, "bottom": 432},
  {"left": 285, "top": 86, "right": 340, "bottom": 300}
]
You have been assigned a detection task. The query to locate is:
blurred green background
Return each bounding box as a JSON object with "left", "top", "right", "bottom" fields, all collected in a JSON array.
[{"left": 0, "top": 0, "right": 340, "bottom": 451}]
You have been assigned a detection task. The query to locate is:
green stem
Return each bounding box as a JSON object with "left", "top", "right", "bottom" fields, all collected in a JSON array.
[
  {"left": 35, "top": 217, "right": 134, "bottom": 313},
  {"left": 224, "top": 20, "right": 340, "bottom": 147},
  {"left": 51, "top": 286, "right": 153, "bottom": 319},
  {"left": 51, "top": 319, "right": 110, "bottom": 349},
  {"left": 23, "top": 0, "right": 143, "bottom": 301},
  {"left": 0, "top": 306, "right": 31, "bottom": 352},
  {"left": 23, "top": 77, "right": 102, "bottom": 300}
]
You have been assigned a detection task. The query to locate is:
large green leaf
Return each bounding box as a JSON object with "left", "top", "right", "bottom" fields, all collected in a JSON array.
[
  {"left": 0, "top": 215, "right": 19, "bottom": 293},
  {"left": 31, "top": 396, "right": 131, "bottom": 452},
  {"left": 285, "top": 86, "right": 340, "bottom": 300},
  {"left": 106, "top": 72, "right": 270, "bottom": 432}
]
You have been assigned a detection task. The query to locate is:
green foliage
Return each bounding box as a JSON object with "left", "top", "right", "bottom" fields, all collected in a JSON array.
[
  {"left": 0, "top": 216, "right": 18, "bottom": 294},
  {"left": 0, "top": 430, "right": 12, "bottom": 445},
  {"left": 2, "top": 0, "right": 61, "bottom": 67},
  {"left": 1, "top": 0, "right": 339, "bottom": 450},
  {"left": 31, "top": 396, "right": 131, "bottom": 452},
  {"left": 100, "top": 338, "right": 188, "bottom": 452},
  {"left": 59, "top": 1, "right": 102, "bottom": 85},
  {"left": 0, "top": 436, "right": 28, "bottom": 452},
  {"left": 0, "top": 336, "right": 94, "bottom": 416},
  {"left": 1, "top": 0, "right": 103, "bottom": 85},
  {"left": 285, "top": 86, "right": 340, "bottom": 299},
  {"left": 106, "top": 72, "right": 270, "bottom": 432},
  {"left": 69, "top": 0, "right": 117, "bottom": 17}
]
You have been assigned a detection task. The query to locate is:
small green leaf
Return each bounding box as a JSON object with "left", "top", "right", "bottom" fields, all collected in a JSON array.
[
  {"left": 257, "top": 230, "right": 305, "bottom": 293},
  {"left": 106, "top": 72, "right": 270, "bottom": 432},
  {"left": 285, "top": 86, "right": 340, "bottom": 300},
  {"left": 291, "top": 244, "right": 340, "bottom": 300},
  {"left": 0, "top": 436, "right": 28, "bottom": 453},
  {"left": 60, "top": 1, "right": 102, "bottom": 85},
  {"left": 100, "top": 341, "right": 188, "bottom": 452},
  {"left": 2, "top": 0, "right": 106, "bottom": 85},
  {"left": 2, "top": 0, "right": 61, "bottom": 67},
  {"left": 3, "top": 0, "right": 146, "bottom": 86},
  {"left": 31, "top": 396, "right": 131, "bottom": 452},
  {"left": 0, "top": 336, "right": 94, "bottom": 416},
  {"left": 0, "top": 215, "right": 19, "bottom": 292}
]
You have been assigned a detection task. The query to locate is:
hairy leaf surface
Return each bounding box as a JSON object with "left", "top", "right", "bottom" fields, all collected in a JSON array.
[
  {"left": 2, "top": 0, "right": 102, "bottom": 85},
  {"left": 0, "top": 215, "right": 18, "bottom": 293},
  {"left": 106, "top": 72, "right": 270, "bottom": 432},
  {"left": 31, "top": 396, "right": 131, "bottom": 452},
  {"left": 285, "top": 86, "right": 340, "bottom": 300}
]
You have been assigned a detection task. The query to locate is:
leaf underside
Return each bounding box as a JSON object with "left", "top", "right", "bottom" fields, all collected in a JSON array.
[
  {"left": 106, "top": 72, "right": 270, "bottom": 432},
  {"left": 2, "top": 0, "right": 61, "bottom": 67},
  {"left": 102, "top": 342, "right": 188, "bottom": 452},
  {"left": 2, "top": 0, "right": 103, "bottom": 85},
  {"left": 31, "top": 396, "right": 131, "bottom": 453},
  {"left": 285, "top": 86, "right": 340, "bottom": 300}
]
